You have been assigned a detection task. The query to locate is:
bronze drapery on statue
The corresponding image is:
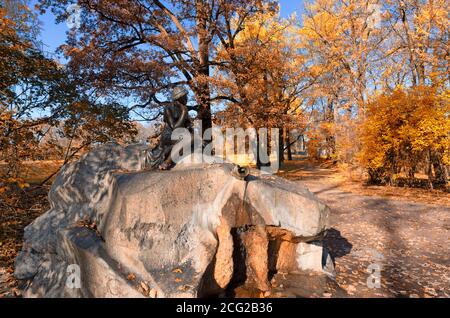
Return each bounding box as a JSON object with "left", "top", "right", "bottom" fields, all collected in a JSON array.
[{"left": 146, "top": 86, "right": 193, "bottom": 170}]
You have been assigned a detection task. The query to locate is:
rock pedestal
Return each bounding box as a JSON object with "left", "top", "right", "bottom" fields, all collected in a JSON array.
[{"left": 14, "top": 143, "right": 334, "bottom": 298}]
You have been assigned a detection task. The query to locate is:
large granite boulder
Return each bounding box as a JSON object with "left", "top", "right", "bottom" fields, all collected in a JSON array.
[{"left": 14, "top": 143, "right": 333, "bottom": 298}]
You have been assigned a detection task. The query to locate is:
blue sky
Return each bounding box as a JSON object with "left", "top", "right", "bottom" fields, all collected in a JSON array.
[
  {"left": 33, "top": 0, "right": 305, "bottom": 58},
  {"left": 279, "top": 0, "right": 305, "bottom": 19}
]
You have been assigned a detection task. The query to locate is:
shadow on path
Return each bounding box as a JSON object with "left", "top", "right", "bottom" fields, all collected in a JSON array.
[{"left": 323, "top": 228, "right": 353, "bottom": 260}]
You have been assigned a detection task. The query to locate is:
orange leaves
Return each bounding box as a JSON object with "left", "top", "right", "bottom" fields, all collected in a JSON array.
[
  {"left": 302, "top": 10, "right": 342, "bottom": 40},
  {"left": 358, "top": 86, "right": 450, "bottom": 181},
  {"left": 0, "top": 109, "right": 40, "bottom": 188},
  {"left": 319, "top": 121, "right": 335, "bottom": 135},
  {"left": 0, "top": 9, "right": 16, "bottom": 35},
  {"left": 215, "top": 8, "right": 307, "bottom": 129}
]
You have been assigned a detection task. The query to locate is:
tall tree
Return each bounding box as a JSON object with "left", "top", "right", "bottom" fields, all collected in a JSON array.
[
  {"left": 383, "top": 0, "right": 449, "bottom": 88},
  {"left": 212, "top": 9, "right": 309, "bottom": 164},
  {"left": 297, "top": 0, "right": 392, "bottom": 162},
  {"left": 375, "top": 0, "right": 449, "bottom": 183},
  {"left": 1, "top": 3, "right": 137, "bottom": 187},
  {"left": 300, "top": 0, "right": 390, "bottom": 116},
  {"left": 39, "top": 0, "right": 277, "bottom": 134}
]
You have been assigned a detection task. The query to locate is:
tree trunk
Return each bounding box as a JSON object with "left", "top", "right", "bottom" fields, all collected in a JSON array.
[
  {"left": 256, "top": 129, "right": 262, "bottom": 169},
  {"left": 278, "top": 128, "right": 285, "bottom": 164},
  {"left": 286, "top": 129, "right": 293, "bottom": 161},
  {"left": 301, "top": 134, "right": 305, "bottom": 152},
  {"left": 427, "top": 150, "right": 434, "bottom": 190},
  {"left": 195, "top": 0, "right": 212, "bottom": 136},
  {"left": 407, "top": 165, "right": 415, "bottom": 187},
  {"left": 326, "top": 135, "right": 336, "bottom": 159},
  {"left": 431, "top": 151, "right": 448, "bottom": 186}
]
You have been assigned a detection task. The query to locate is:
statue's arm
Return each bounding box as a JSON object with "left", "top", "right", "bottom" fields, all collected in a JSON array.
[
  {"left": 164, "top": 107, "right": 175, "bottom": 130},
  {"left": 172, "top": 102, "right": 189, "bottom": 129}
]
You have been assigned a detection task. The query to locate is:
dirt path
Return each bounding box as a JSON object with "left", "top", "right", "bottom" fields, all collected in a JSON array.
[{"left": 279, "top": 159, "right": 450, "bottom": 298}]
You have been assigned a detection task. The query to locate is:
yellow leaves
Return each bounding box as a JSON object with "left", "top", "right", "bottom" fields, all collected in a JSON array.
[
  {"left": 305, "top": 0, "right": 336, "bottom": 13},
  {"left": 415, "top": 0, "right": 450, "bottom": 31},
  {"left": 302, "top": 11, "right": 342, "bottom": 39},
  {"left": 309, "top": 65, "right": 324, "bottom": 77},
  {"left": 216, "top": 5, "right": 306, "bottom": 129},
  {"left": 18, "top": 182, "right": 29, "bottom": 189},
  {"left": 234, "top": 9, "right": 294, "bottom": 47},
  {"left": 359, "top": 86, "right": 450, "bottom": 172},
  {"left": 319, "top": 121, "right": 335, "bottom": 135},
  {"left": 443, "top": 146, "right": 450, "bottom": 166},
  {"left": 0, "top": 177, "right": 29, "bottom": 193}
]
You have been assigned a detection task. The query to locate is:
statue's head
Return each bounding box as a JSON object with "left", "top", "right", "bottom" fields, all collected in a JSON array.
[{"left": 172, "top": 85, "right": 188, "bottom": 104}]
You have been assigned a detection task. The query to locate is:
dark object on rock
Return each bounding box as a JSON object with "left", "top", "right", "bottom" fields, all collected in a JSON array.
[
  {"left": 231, "top": 165, "right": 250, "bottom": 180},
  {"left": 146, "top": 86, "right": 192, "bottom": 170}
]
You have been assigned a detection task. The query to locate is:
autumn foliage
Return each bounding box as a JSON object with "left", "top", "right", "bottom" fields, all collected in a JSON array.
[
  {"left": 359, "top": 87, "right": 450, "bottom": 188},
  {"left": 1, "top": 0, "right": 449, "bottom": 191},
  {"left": 0, "top": 3, "right": 136, "bottom": 192}
]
